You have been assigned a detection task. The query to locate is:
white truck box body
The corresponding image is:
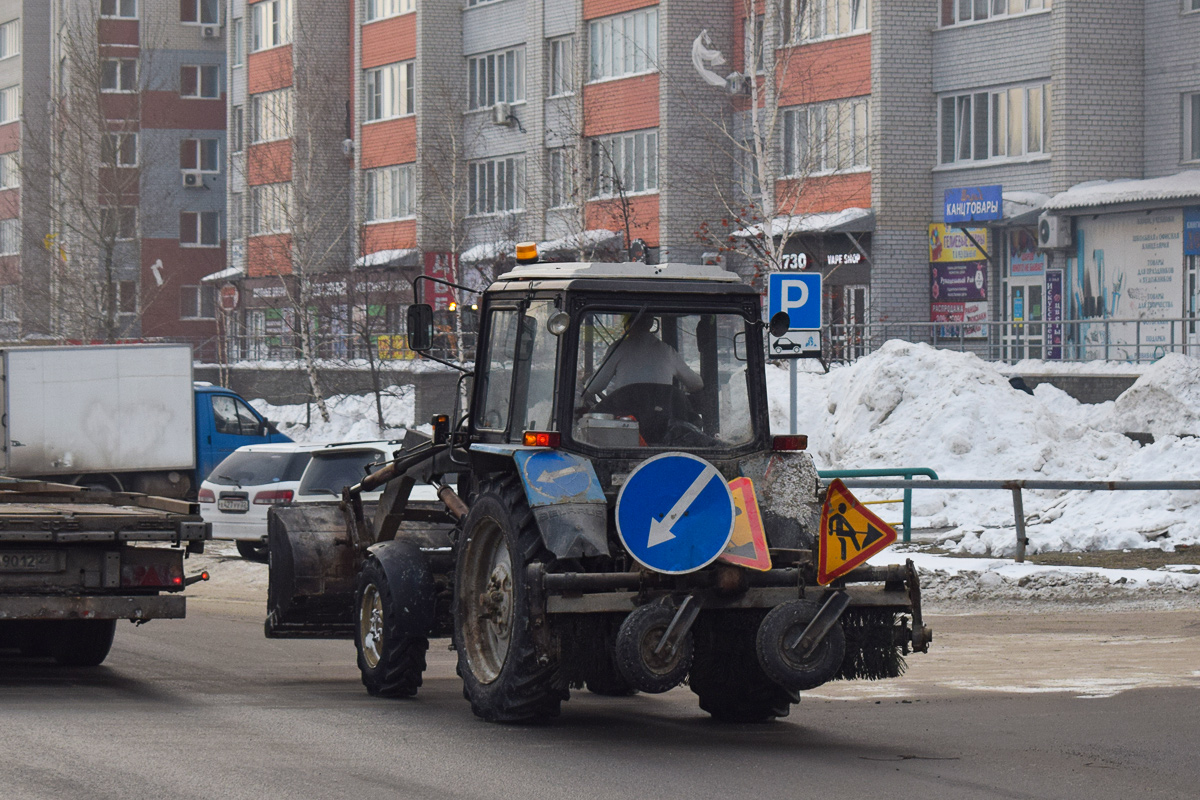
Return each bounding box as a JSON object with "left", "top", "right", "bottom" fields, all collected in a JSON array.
[{"left": 0, "top": 344, "right": 196, "bottom": 476}]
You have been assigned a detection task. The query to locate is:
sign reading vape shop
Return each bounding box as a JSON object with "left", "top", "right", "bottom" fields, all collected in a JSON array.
[{"left": 929, "top": 224, "right": 990, "bottom": 339}]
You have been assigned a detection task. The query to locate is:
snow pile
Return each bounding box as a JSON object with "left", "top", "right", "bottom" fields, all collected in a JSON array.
[
  {"left": 250, "top": 384, "right": 416, "bottom": 443},
  {"left": 766, "top": 341, "right": 1200, "bottom": 557}
]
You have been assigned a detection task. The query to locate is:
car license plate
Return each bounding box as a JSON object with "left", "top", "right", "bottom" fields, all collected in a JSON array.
[
  {"left": 217, "top": 497, "right": 250, "bottom": 513},
  {"left": 0, "top": 550, "right": 63, "bottom": 573}
]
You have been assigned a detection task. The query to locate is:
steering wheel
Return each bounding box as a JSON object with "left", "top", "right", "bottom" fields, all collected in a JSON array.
[{"left": 592, "top": 383, "right": 701, "bottom": 445}]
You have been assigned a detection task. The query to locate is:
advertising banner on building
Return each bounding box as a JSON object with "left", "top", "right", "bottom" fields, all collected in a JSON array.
[
  {"left": 1073, "top": 210, "right": 1183, "bottom": 360},
  {"left": 1185, "top": 207, "right": 1200, "bottom": 256},
  {"left": 929, "top": 224, "right": 989, "bottom": 338},
  {"left": 423, "top": 252, "right": 460, "bottom": 311},
  {"left": 1046, "top": 269, "right": 1064, "bottom": 360}
]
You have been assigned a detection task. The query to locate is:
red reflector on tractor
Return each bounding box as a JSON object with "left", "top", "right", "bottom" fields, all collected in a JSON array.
[
  {"left": 253, "top": 489, "right": 294, "bottom": 505},
  {"left": 772, "top": 435, "right": 808, "bottom": 451},
  {"left": 522, "top": 430, "right": 561, "bottom": 448},
  {"left": 198, "top": 488, "right": 215, "bottom": 503}
]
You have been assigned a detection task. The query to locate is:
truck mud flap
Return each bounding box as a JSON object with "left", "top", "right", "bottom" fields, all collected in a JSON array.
[{"left": 265, "top": 504, "right": 358, "bottom": 639}]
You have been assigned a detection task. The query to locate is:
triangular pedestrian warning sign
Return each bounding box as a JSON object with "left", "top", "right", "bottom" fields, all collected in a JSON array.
[
  {"left": 817, "top": 478, "right": 897, "bottom": 585},
  {"left": 719, "top": 477, "right": 772, "bottom": 571}
]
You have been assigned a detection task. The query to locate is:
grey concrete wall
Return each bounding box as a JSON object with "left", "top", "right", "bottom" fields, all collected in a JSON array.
[{"left": 1143, "top": 0, "right": 1200, "bottom": 177}]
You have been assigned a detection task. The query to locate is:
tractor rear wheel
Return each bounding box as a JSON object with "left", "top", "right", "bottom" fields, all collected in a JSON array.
[{"left": 453, "top": 476, "right": 563, "bottom": 722}]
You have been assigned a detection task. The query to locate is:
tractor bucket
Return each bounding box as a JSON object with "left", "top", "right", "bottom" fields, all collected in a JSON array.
[{"left": 265, "top": 503, "right": 362, "bottom": 639}]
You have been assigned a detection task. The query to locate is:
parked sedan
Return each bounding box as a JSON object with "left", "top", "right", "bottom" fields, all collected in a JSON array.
[{"left": 199, "top": 442, "right": 324, "bottom": 560}]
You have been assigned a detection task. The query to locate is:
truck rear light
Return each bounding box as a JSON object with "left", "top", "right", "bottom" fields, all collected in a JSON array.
[
  {"left": 253, "top": 489, "right": 294, "bottom": 505},
  {"left": 772, "top": 435, "right": 808, "bottom": 451},
  {"left": 121, "top": 562, "right": 185, "bottom": 588},
  {"left": 198, "top": 488, "right": 215, "bottom": 503},
  {"left": 522, "top": 431, "right": 560, "bottom": 448}
]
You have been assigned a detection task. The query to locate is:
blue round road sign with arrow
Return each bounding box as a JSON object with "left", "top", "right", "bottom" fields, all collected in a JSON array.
[{"left": 615, "top": 453, "right": 735, "bottom": 574}]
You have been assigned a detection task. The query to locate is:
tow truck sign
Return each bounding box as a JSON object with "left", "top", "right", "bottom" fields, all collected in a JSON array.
[{"left": 767, "top": 272, "right": 822, "bottom": 358}]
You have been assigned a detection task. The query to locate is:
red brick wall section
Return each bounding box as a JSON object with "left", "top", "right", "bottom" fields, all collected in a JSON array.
[
  {"left": 776, "top": 35, "right": 871, "bottom": 107},
  {"left": 0, "top": 189, "right": 16, "bottom": 219},
  {"left": 583, "top": 0, "right": 657, "bottom": 21},
  {"left": 139, "top": 238, "right": 223, "bottom": 339},
  {"left": 362, "top": 14, "right": 416, "bottom": 68},
  {"left": 0, "top": 122, "right": 17, "bottom": 154},
  {"left": 247, "top": 140, "right": 293, "bottom": 185},
  {"left": 583, "top": 74, "right": 659, "bottom": 137},
  {"left": 97, "top": 18, "right": 138, "bottom": 45},
  {"left": 142, "top": 92, "right": 226, "bottom": 130},
  {"left": 775, "top": 172, "right": 871, "bottom": 216},
  {"left": 247, "top": 234, "right": 293, "bottom": 278},
  {"left": 0, "top": 256, "right": 17, "bottom": 284},
  {"left": 586, "top": 194, "right": 659, "bottom": 246},
  {"left": 363, "top": 219, "right": 417, "bottom": 253},
  {"left": 248, "top": 47, "right": 294, "bottom": 94},
  {"left": 361, "top": 118, "right": 416, "bottom": 167}
]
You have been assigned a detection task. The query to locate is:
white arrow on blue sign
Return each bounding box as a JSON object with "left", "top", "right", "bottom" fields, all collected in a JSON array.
[{"left": 615, "top": 453, "right": 734, "bottom": 574}]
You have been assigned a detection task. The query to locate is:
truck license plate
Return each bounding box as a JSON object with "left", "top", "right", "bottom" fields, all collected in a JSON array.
[
  {"left": 0, "top": 551, "right": 63, "bottom": 573},
  {"left": 218, "top": 497, "right": 250, "bottom": 513}
]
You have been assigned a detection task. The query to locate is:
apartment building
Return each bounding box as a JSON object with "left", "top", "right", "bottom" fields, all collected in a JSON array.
[
  {"left": 0, "top": 0, "right": 229, "bottom": 353},
  {"left": 217, "top": 0, "right": 1199, "bottom": 361}
]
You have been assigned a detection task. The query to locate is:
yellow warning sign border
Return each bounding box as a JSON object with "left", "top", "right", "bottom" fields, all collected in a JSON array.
[
  {"left": 719, "top": 477, "right": 772, "bottom": 571},
  {"left": 817, "top": 478, "right": 897, "bottom": 585}
]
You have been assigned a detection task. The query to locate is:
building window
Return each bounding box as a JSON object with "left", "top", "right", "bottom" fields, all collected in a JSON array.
[
  {"left": 231, "top": 18, "right": 243, "bottom": 66},
  {"left": 1190, "top": 0, "right": 1200, "bottom": 12},
  {"left": 181, "top": 138, "right": 219, "bottom": 172},
  {"left": 101, "top": 0, "right": 138, "bottom": 19},
  {"left": 181, "top": 285, "right": 216, "bottom": 320},
  {"left": 0, "top": 218, "right": 18, "bottom": 255},
  {"left": 945, "top": 0, "right": 1051, "bottom": 26},
  {"left": 229, "top": 192, "right": 242, "bottom": 240},
  {"left": 548, "top": 148, "right": 576, "bottom": 208},
  {"left": 118, "top": 280, "right": 138, "bottom": 315},
  {"left": 101, "top": 132, "right": 138, "bottom": 167},
  {"left": 781, "top": 97, "right": 869, "bottom": 175},
  {"left": 180, "top": 211, "right": 220, "bottom": 247},
  {"left": 1186, "top": 93, "right": 1200, "bottom": 162},
  {"left": 549, "top": 36, "right": 574, "bottom": 96},
  {"left": 0, "top": 152, "right": 18, "bottom": 189},
  {"left": 102, "top": 59, "right": 137, "bottom": 92},
  {"left": 589, "top": 8, "right": 658, "bottom": 81},
  {"left": 101, "top": 207, "right": 137, "bottom": 240},
  {"left": 230, "top": 105, "right": 244, "bottom": 152},
  {"left": 365, "top": 164, "right": 416, "bottom": 221},
  {"left": 181, "top": 65, "right": 220, "bottom": 98},
  {"left": 939, "top": 82, "right": 1052, "bottom": 164},
  {"left": 467, "top": 0, "right": 499, "bottom": 7},
  {"left": 251, "top": 89, "right": 292, "bottom": 142},
  {"left": 181, "top": 0, "right": 220, "bottom": 25},
  {"left": 0, "top": 85, "right": 16, "bottom": 123},
  {"left": 251, "top": 0, "right": 292, "bottom": 52},
  {"left": 468, "top": 47, "right": 525, "bottom": 110},
  {"left": 736, "top": 140, "right": 762, "bottom": 198},
  {"left": 366, "top": 0, "right": 414, "bottom": 21},
  {"left": 0, "top": 284, "right": 18, "bottom": 320},
  {"left": 785, "top": 0, "right": 869, "bottom": 42},
  {"left": 365, "top": 62, "right": 415, "bottom": 122},
  {"left": 0, "top": 19, "right": 19, "bottom": 59},
  {"left": 468, "top": 156, "right": 524, "bottom": 215},
  {"left": 746, "top": 14, "right": 765, "bottom": 73},
  {"left": 251, "top": 182, "right": 291, "bottom": 234},
  {"left": 591, "top": 129, "right": 657, "bottom": 197}
]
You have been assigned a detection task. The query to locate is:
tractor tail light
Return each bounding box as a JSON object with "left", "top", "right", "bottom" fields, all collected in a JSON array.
[
  {"left": 254, "top": 489, "right": 294, "bottom": 505},
  {"left": 522, "top": 431, "right": 561, "bottom": 448},
  {"left": 772, "top": 435, "right": 808, "bottom": 451}
]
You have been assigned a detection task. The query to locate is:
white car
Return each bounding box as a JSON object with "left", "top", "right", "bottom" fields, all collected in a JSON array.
[
  {"left": 294, "top": 440, "right": 444, "bottom": 505},
  {"left": 199, "top": 442, "right": 325, "bottom": 560}
]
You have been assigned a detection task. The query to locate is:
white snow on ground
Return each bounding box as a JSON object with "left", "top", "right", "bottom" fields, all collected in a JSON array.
[{"left": 236, "top": 341, "right": 1200, "bottom": 597}]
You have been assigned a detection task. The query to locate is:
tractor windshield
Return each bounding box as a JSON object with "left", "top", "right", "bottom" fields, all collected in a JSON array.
[{"left": 573, "top": 310, "right": 754, "bottom": 450}]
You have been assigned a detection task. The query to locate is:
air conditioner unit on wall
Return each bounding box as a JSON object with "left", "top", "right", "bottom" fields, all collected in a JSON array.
[
  {"left": 1037, "top": 212, "right": 1072, "bottom": 249},
  {"left": 182, "top": 170, "right": 202, "bottom": 188},
  {"left": 492, "top": 102, "right": 512, "bottom": 126},
  {"left": 202, "top": 26, "right": 220, "bottom": 39}
]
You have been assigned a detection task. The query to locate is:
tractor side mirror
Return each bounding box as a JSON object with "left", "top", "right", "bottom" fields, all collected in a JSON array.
[
  {"left": 768, "top": 311, "right": 791, "bottom": 338},
  {"left": 407, "top": 303, "right": 434, "bottom": 352}
]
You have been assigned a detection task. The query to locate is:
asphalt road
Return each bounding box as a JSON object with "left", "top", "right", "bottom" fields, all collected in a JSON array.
[{"left": 2, "top": 593, "right": 1198, "bottom": 800}]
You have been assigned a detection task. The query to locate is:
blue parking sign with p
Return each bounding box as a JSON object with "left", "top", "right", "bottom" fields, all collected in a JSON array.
[{"left": 768, "top": 272, "right": 822, "bottom": 357}]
